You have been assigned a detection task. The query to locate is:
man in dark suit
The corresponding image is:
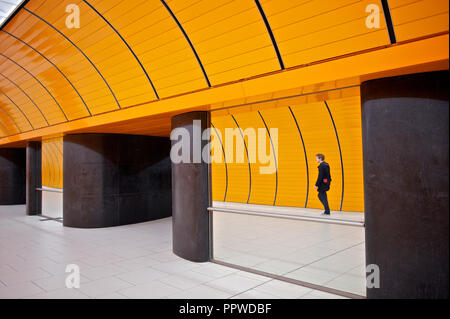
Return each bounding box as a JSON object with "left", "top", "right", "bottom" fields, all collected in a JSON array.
[{"left": 314, "top": 153, "right": 332, "bottom": 215}]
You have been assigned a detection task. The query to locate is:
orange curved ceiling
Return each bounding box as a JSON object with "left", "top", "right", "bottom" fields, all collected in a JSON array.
[{"left": 0, "top": 0, "right": 448, "bottom": 141}]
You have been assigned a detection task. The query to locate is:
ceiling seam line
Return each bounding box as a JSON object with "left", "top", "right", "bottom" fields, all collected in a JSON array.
[
  {"left": 0, "top": 88, "right": 33, "bottom": 129},
  {"left": 381, "top": 0, "right": 397, "bottom": 44},
  {"left": 2, "top": 30, "right": 92, "bottom": 116},
  {"left": 23, "top": 8, "right": 122, "bottom": 110},
  {"left": 0, "top": 119, "right": 9, "bottom": 135},
  {"left": 0, "top": 72, "right": 49, "bottom": 125},
  {"left": 0, "top": 53, "right": 69, "bottom": 121},
  {"left": 161, "top": 0, "right": 211, "bottom": 87},
  {"left": 81, "top": 0, "right": 160, "bottom": 100},
  {"left": 254, "top": 0, "right": 285, "bottom": 70},
  {"left": 0, "top": 103, "right": 20, "bottom": 132}
]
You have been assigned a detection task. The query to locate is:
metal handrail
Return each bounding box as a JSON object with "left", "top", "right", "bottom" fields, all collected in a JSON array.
[
  {"left": 36, "top": 188, "right": 63, "bottom": 193},
  {"left": 207, "top": 206, "right": 365, "bottom": 227}
]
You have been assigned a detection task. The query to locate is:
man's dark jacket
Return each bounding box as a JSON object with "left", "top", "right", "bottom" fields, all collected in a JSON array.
[{"left": 315, "top": 161, "right": 332, "bottom": 192}]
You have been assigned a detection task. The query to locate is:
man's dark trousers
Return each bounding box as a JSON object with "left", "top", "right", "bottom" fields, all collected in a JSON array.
[{"left": 318, "top": 191, "right": 330, "bottom": 214}]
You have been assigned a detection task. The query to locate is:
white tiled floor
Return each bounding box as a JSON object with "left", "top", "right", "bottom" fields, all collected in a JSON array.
[
  {"left": 212, "top": 208, "right": 366, "bottom": 296},
  {"left": 0, "top": 205, "right": 346, "bottom": 299}
]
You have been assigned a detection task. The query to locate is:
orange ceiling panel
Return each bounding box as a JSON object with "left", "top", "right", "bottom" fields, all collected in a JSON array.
[{"left": 0, "top": 0, "right": 448, "bottom": 141}]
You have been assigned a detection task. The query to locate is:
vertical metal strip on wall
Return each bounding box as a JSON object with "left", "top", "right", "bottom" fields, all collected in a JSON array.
[
  {"left": 257, "top": 110, "right": 278, "bottom": 206},
  {"left": 211, "top": 122, "right": 228, "bottom": 202},
  {"left": 230, "top": 114, "right": 252, "bottom": 204},
  {"left": 324, "top": 101, "right": 344, "bottom": 211},
  {"left": 288, "top": 106, "right": 310, "bottom": 208}
]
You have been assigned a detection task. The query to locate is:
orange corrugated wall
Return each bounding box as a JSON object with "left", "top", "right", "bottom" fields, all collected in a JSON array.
[
  {"left": 41, "top": 135, "right": 63, "bottom": 189},
  {"left": 211, "top": 89, "right": 364, "bottom": 212}
]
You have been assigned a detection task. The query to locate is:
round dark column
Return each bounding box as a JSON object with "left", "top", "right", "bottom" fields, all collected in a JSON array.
[
  {"left": 362, "top": 71, "right": 449, "bottom": 299},
  {"left": 171, "top": 111, "right": 210, "bottom": 262},
  {"left": 0, "top": 148, "right": 26, "bottom": 205},
  {"left": 63, "top": 133, "right": 172, "bottom": 228},
  {"left": 26, "top": 141, "right": 42, "bottom": 215}
]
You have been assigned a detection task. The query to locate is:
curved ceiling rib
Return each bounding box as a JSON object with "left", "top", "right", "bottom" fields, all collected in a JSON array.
[
  {"left": 0, "top": 88, "right": 33, "bottom": 129},
  {"left": 0, "top": 120, "right": 8, "bottom": 135},
  {"left": 81, "top": 0, "right": 160, "bottom": 100},
  {"left": 161, "top": 0, "right": 211, "bottom": 87},
  {"left": 381, "top": 0, "right": 397, "bottom": 44},
  {"left": 0, "top": 73, "right": 49, "bottom": 126},
  {"left": 0, "top": 53, "right": 68, "bottom": 122},
  {"left": 254, "top": 0, "right": 285, "bottom": 70},
  {"left": 23, "top": 8, "right": 121, "bottom": 110},
  {"left": 1, "top": 30, "right": 92, "bottom": 117},
  {"left": 0, "top": 103, "right": 20, "bottom": 132}
]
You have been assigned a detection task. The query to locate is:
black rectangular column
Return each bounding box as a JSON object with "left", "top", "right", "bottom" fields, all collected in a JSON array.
[
  {"left": 171, "top": 111, "right": 211, "bottom": 262},
  {"left": 0, "top": 148, "right": 26, "bottom": 205},
  {"left": 63, "top": 133, "right": 172, "bottom": 228},
  {"left": 362, "top": 71, "right": 449, "bottom": 298},
  {"left": 26, "top": 141, "right": 42, "bottom": 215}
]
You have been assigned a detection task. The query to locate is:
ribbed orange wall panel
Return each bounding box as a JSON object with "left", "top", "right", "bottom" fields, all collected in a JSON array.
[
  {"left": 290, "top": 101, "right": 343, "bottom": 210},
  {"left": 41, "top": 135, "right": 63, "bottom": 189},
  {"left": 232, "top": 110, "right": 277, "bottom": 206},
  {"left": 260, "top": 106, "right": 307, "bottom": 208},
  {"left": 211, "top": 91, "right": 364, "bottom": 212},
  {"left": 211, "top": 122, "right": 228, "bottom": 202},
  {"left": 212, "top": 114, "right": 251, "bottom": 203},
  {"left": 325, "top": 96, "right": 364, "bottom": 212}
]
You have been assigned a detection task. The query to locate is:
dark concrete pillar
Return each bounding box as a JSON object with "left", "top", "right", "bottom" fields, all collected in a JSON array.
[
  {"left": 63, "top": 134, "right": 172, "bottom": 228},
  {"left": 171, "top": 111, "right": 210, "bottom": 262},
  {"left": 362, "top": 71, "right": 449, "bottom": 299},
  {"left": 0, "top": 148, "right": 26, "bottom": 205},
  {"left": 26, "top": 141, "right": 42, "bottom": 215}
]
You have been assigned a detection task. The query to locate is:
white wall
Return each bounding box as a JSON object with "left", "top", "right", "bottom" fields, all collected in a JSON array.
[{"left": 41, "top": 186, "right": 63, "bottom": 219}]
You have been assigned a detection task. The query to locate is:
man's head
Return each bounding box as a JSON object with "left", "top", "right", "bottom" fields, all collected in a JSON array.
[{"left": 316, "top": 153, "right": 325, "bottom": 163}]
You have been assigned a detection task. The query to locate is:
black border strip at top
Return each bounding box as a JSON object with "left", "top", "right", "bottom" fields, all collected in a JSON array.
[
  {"left": 0, "top": 0, "right": 30, "bottom": 31},
  {"left": 2, "top": 30, "right": 92, "bottom": 116},
  {"left": 161, "top": 0, "right": 211, "bottom": 87},
  {"left": 82, "top": 0, "right": 160, "bottom": 100},
  {"left": 381, "top": 0, "right": 397, "bottom": 44},
  {"left": 230, "top": 114, "right": 252, "bottom": 204},
  {"left": 0, "top": 73, "right": 49, "bottom": 125},
  {"left": 258, "top": 110, "right": 278, "bottom": 206},
  {"left": 211, "top": 122, "right": 228, "bottom": 202},
  {"left": 324, "top": 101, "right": 344, "bottom": 211},
  {"left": 0, "top": 53, "right": 68, "bottom": 121},
  {"left": 288, "top": 106, "right": 310, "bottom": 208},
  {"left": 255, "top": 0, "right": 285, "bottom": 70},
  {"left": 24, "top": 8, "right": 121, "bottom": 110}
]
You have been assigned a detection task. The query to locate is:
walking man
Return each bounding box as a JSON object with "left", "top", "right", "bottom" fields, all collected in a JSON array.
[{"left": 314, "top": 153, "right": 332, "bottom": 215}]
